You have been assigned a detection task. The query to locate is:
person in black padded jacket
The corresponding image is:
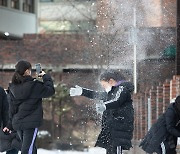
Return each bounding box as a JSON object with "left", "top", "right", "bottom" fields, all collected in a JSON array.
[
  {"left": 164, "top": 96, "right": 180, "bottom": 154},
  {"left": 3, "top": 60, "right": 55, "bottom": 154},
  {"left": 70, "top": 70, "right": 134, "bottom": 154},
  {"left": 0, "top": 87, "right": 19, "bottom": 154},
  {"left": 140, "top": 96, "right": 180, "bottom": 154},
  {"left": 0, "top": 86, "right": 8, "bottom": 131}
]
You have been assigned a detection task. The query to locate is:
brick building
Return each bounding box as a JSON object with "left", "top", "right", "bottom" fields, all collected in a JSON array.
[{"left": 0, "top": 0, "right": 179, "bottom": 150}]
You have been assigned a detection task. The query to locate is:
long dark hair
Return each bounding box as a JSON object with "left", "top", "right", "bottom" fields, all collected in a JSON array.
[
  {"left": 12, "top": 60, "right": 32, "bottom": 84},
  {"left": 99, "top": 70, "right": 126, "bottom": 82}
]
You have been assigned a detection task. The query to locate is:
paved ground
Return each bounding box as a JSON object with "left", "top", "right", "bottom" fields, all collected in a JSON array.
[
  {"left": 125, "top": 142, "right": 180, "bottom": 154},
  {"left": 126, "top": 146, "right": 145, "bottom": 154},
  {"left": 124, "top": 141, "right": 146, "bottom": 154}
]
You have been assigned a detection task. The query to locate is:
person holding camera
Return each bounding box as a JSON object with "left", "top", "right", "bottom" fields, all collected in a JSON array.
[
  {"left": 3, "top": 60, "right": 55, "bottom": 154},
  {"left": 70, "top": 70, "right": 134, "bottom": 154}
]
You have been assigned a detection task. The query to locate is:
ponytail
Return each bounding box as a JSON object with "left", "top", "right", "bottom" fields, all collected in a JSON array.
[{"left": 12, "top": 72, "right": 24, "bottom": 84}]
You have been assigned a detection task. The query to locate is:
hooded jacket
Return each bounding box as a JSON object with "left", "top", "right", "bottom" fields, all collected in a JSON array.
[
  {"left": 81, "top": 82, "right": 134, "bottom": 150},
  {"left": 0, "top": 87, "right": 9, "bottom": 128},
  {"left": 7, "top": 74, "right": 55, "bottom": 130}
]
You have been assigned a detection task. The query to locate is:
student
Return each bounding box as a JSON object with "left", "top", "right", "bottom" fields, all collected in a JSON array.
[
  {"left": 0, "top": 86, "right": 8, "bottom": 138},
  {"left": 3, "top": 60, "right": 55, "bottom": 154},
  {"left": 70, "top": 70, "right": 134, "bottom": 154},
  {"left": 0, "top": 86, "right": 19, "bottom": 154},
  {"left": 140, "top": 96, "right": 180, "bottom": 154}
]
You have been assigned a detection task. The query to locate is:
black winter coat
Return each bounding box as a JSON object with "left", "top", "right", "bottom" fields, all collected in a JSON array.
[
  {"left": 7, "top": 74, "right": 55, "bottom": 130},
  {"left": 140, "top": 103, "right": 180, "bottom": 153},
  {"left": 82, "top": 82, "right": 134, "bottom": 150},
  {"left": 0, "top": 87, "right": 9, "bottom": 128},
  {"left": 0, "top": 130, "right": 21, "bottom": 152}
]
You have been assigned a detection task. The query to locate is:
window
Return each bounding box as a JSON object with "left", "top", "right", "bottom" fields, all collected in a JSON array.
[
  {"left": 23, "top": 0, "right": 34, "bottom": 13},
  {"left": 11, "top": 0, "right": 20, "bottom": 10},
  {"left": 39, "top": 20, "right": 96, "bottom": 33},
  {"left": 0, "top": 0, "right": 7, "bottom": 7}
]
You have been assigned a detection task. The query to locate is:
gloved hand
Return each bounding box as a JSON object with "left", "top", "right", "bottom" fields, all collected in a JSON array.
[
  {"left": 38, "top": 70, "right": 46, "bottom": 78},
  {"left": 96, "top": 103, "right": 106, "bottom": 113},
  {"left": 70, "top": 85, "right": 83, "bottom": 96}
]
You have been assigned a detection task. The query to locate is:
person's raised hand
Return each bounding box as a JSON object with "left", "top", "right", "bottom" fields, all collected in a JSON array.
[
  {"left": 3, "top": 127, "right": 12, "bottom": 134},
  {"left": 70, "top": 85, "right": 83, "bottom": 96},
  {"left": 38, "top": 71, "right": 46, "bottom": 77}
]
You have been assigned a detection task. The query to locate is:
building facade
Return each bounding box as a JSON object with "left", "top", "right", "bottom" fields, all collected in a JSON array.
[{"left": 0, "top": 0, "right": 38, "bottom": 38}]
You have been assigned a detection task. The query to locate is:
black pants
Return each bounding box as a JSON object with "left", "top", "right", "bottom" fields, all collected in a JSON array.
[
  {"left": 106, "top": 146, "right": 123, "bottom": 154},
  {"left": 17, "top": 128, "right": 38, "bottom": 154},
  {"left": 6, "top": 149, "right": 19, "bottom": 154}
]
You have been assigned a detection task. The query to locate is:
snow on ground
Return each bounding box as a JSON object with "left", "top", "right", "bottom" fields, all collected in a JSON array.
[
  {"left": 1, "top": 147, "right": 106, "bottom": 154},
  {"left": 37, "top": 148, "right": 106, "bottom": 154}
]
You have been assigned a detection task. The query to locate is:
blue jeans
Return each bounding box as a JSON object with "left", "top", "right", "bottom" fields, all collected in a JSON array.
[{"left": 6, "top": 149, "right": 18, "bottom": 154}]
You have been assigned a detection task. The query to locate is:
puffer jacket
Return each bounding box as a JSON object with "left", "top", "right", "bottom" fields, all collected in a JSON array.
[
  {"left": 0, "top": 130, "right": 21, "bottom": 152},
  {"left": 139, "top": 103, "right": 180, "bottom": 153},
  {"left": 139, "top": 113, "right": 168, "bottom": 153},
  {"left": 0, "top": 87, "right": 21, "bottom": 152},
  {"left": 0, "top": 87, "right": 9, "bottom": 128},
  {"left": 82, "top": 82, "right": 134, "bottom": 150},
  {"left": 7, "top": 74, "right": 55, "bottom": 130}
]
